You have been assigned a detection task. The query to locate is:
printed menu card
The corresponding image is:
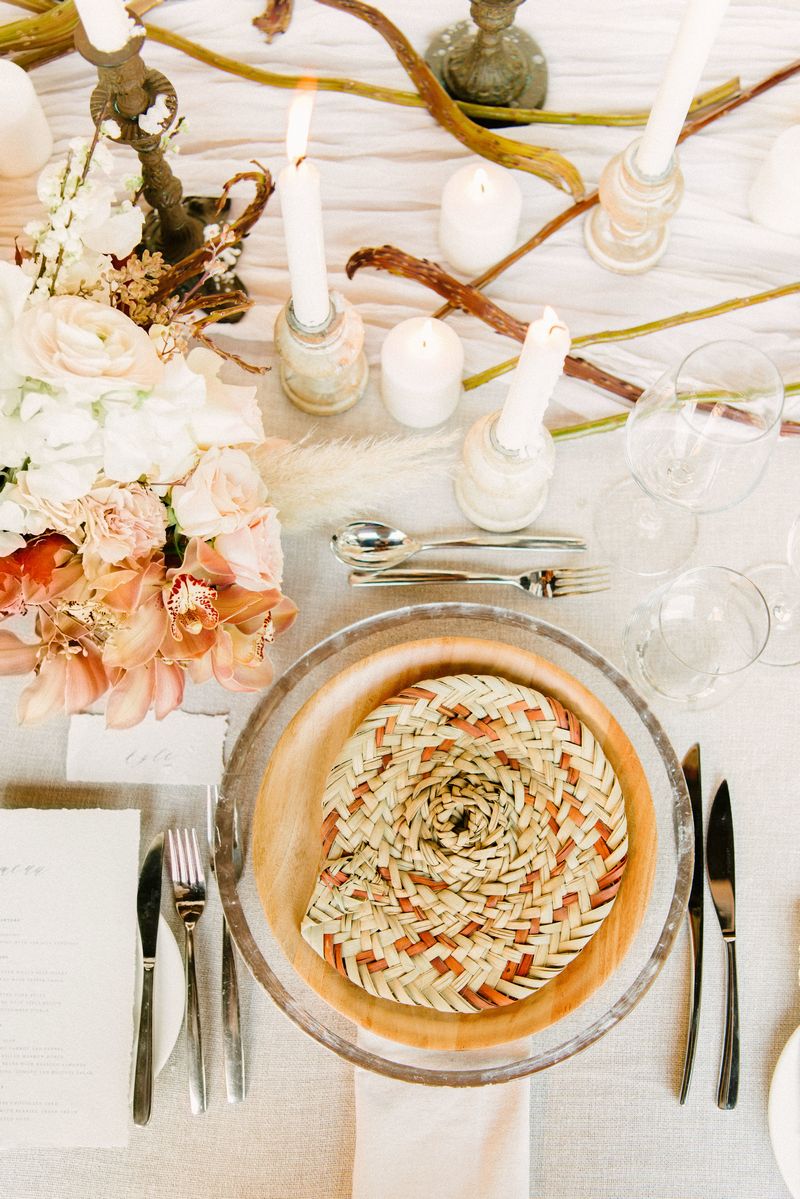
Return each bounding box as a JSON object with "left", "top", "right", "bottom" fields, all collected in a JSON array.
[{"left": 0, "top": 808, "right": 140, "bottom": 1148}]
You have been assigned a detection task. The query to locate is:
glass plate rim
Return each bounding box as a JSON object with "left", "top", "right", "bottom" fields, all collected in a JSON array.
[{"left": 216, "top": 601, "right": 693, "bottom": 1086}]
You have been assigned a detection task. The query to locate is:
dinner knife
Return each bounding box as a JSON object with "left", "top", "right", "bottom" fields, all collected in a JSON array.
[
  {"left": 133, "top": 833, "right": 164, "bottom": 1127},
  {"left": 707, "top": 780, "right": 739, "bottom": 1110},
  {"left": 679, "top": 744, "right": 704, "bottom": 1104}
]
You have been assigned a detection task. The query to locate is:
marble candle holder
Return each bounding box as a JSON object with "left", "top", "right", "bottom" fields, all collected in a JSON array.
[
  {"left": 455, "top": 410, "right": 555, "bottom": 532},
  {"left": 274, "top": 290, "right": 368, "bottom": 416}
]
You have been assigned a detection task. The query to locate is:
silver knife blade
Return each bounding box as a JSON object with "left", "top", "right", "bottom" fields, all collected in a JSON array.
[
  {"left": 679, "top": 744, "right": 704, "bottom": 1104},
  {"left": 707, "top": 781, "right": 735, "bottom": 938},
  {"left": 137, "top": 833, "right": 164, "bottom": 963}
]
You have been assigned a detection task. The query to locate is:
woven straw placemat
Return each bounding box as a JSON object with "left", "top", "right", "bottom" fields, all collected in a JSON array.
[{"left": 301, "top": 674, "right": 627, "bottom": 1014}]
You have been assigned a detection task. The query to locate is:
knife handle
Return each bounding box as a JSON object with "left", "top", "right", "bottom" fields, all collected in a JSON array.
[
  {"left": 718, "top": 940, "right": 739, "bottom": 1109},
  {"left": 679, "top": 911, "right": 703, "bottom": 1104},
  {"left": 222, "top": 917, "right": 245, "bottom": 1103},
  {"left": 133, "top": 965, "right": 155, "bottom": 1126}
]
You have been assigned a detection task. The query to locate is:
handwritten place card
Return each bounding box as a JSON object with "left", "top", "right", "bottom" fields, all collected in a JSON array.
[
  {"left": 0, "top": 808, "right": 139, "bottom": 1148},
  {"left": 66, "top": 710, "right": 228, "bottom": 787}
]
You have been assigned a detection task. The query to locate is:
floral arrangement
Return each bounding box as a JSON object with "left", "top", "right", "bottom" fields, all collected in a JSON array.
[{"left": 0, "top": 136, "right": 295, "bottom": 727}]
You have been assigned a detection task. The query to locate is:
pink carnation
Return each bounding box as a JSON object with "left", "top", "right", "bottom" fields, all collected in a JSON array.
[{"left": 82, "top": 482, "right": 167, "bottom": 568}]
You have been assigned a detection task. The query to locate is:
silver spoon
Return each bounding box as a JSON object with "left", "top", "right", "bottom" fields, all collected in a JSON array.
[{"left": 331, "top": 520, "right": 587, "bottom": 572}]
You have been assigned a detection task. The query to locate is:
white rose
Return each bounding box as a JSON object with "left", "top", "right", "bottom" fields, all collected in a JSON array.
[
  {"left": 171, "top": 446, "right": 266, "bottom": 538},
  {"left": 12, "top": 295, "right": 163, "bottom": 397},
  {"left": 185, "top": 347, "right": 264, "bottom": 449}
]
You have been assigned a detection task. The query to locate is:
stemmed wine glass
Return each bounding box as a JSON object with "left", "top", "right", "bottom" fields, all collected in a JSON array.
[
  {"left": 595, "top": 341, "right": 785, "bottom": 576},
  {"left": 747, "top": 515, "right": 800, "bottom": 665}
]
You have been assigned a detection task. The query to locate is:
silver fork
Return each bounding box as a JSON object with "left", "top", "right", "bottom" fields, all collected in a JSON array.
[
  {"left": 167, "top": 828, "right": 207, "bottom": 1115},
  {"left": 349, "top": 565, "right": 610, "bottom": 597},
  {"left": 206, "top": 786, "right": 246, "bottom": 1104}
]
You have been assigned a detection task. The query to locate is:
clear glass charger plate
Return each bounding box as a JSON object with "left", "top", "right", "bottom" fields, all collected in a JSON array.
[{"left": 216, "top": 602, "right": 692, "bottom": 1086}]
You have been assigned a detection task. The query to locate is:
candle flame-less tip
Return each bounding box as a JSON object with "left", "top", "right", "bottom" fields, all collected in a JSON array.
[
  {"left": 286, "top": 80, "right": 317, "bottom": 165},
  {"left": 541, "top": 305, "right": 561, "bottom": 330},
  {"left": 467, "top": 165, "right": 490, "bottom": 201},
  {"left": 421, "top": 317, "right": 434, "bottom": 348}
]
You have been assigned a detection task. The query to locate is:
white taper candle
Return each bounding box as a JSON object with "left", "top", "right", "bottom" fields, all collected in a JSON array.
[
  {"left": 495, "top": 307, "right": 570, "bottom": 454},
  {"left": 278, "top": 86, "right": 330, "bottom": 330},
  {"left": 636, "top": 0, "right": 730, "bottom": 178},
  {"left": 73, "top": 0, "right": 135, "bottom": 53}
]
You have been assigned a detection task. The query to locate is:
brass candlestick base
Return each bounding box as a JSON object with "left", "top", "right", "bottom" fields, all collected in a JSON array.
[
  {"left": 75, "top": 25, "right": 247, "bottom": 319},
  {"left": 425, "top": 1, "right": 547, "bottom": 124}
]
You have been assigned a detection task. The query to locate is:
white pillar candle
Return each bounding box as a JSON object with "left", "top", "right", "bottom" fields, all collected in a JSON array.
[
  {"left": 495, "top": 306, "right": 570, "bottom": 454},
  {"left": 74, "top": 0, "right": 135, "bottom": 53},
  {"left": 636, "top": 0, "right": 730, "bottom": 178},
  {"left": 381, "top": 317, "right": 464, "bottom": 429},
  {"left": 277, "top": 86, "right": 330, "bottom": 330},
  {"left": 0, "top": 61, "right": 52, "bottom": 179},
  {"left": 749, "top": 126, "right": 800, "bottom": 235},
  {"left": 439, "top": 162, "right": 523, "bottom": 275}
]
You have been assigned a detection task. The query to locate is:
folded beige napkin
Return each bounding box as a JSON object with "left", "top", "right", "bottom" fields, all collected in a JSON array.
[{"left": 353, "top": 1030, "right": 531, "bottom": 1199}]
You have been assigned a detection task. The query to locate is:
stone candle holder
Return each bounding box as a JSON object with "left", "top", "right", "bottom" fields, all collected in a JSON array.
[
  {"left": 274, "top": 290, "right": 368, "bottom": 416},
  {"left": 584, "top": 138, "right": 685, "bottom": 275},
  {"left": 455, "top": 410, "right": 555, "bottom": 532}
]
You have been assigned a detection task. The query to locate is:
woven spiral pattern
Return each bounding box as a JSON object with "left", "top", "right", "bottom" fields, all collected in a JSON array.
[{"left": 301, "top": 675, "right": 627, "bottom": 1014}]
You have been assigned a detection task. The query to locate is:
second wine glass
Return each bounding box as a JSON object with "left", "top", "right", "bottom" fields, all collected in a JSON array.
[{"left": 596, "top": 341, "right": 785, "bottom": 576}]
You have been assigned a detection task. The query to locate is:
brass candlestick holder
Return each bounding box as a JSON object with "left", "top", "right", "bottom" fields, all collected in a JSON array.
[
  {"left": 425, "top": 0, "right": 547, "bottom": 121},
  {"left": 75, "top": 23, "right": 247, "bottom": 313}
]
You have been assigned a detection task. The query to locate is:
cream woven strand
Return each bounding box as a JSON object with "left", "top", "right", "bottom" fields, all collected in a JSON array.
[{"left": 302, "top": 675, "right": 627, "bottom": 1014}]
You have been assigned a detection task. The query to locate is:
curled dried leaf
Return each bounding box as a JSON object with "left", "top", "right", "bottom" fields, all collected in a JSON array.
[{"left": 253, "top": 0, "right": 294, "bottom": 41}]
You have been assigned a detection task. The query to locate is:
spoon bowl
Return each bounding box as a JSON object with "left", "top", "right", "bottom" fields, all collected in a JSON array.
[{"left": 331, "top": 521, "right": 587, "bottom": 572}]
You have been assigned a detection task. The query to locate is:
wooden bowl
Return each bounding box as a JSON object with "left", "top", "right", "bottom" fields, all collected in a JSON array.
[{"left": 253, "top": 636, "right": 657, "bottom": 1051}]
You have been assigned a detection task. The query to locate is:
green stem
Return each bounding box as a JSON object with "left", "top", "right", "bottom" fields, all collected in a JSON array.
[
  {"left": 550, "top": 383, "right": 800, "bottom": 443},
  {"left": 464, "top": 280, "right": 800, "bottom": 391},
  {"left": 0, "top": 2, "right": 738, "bottom": 129},
  {"left": 142, "top": 25, "right": 737, "bottom": 128}
]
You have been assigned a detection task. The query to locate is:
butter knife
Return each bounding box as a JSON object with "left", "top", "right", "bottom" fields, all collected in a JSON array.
[
  {"left": 133, "top": 833, "right": 164, "bottom": 1126},
  {"left": 707, "top": 780, "right": 739, "bottom": 1110},
  {"left": 679, "top": 744, "right": 704, "bottom": 1104}
]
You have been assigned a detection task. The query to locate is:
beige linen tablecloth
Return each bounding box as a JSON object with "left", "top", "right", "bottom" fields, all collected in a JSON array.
[{"left": 0, "top": 1, "right": 799, "bottom": 1195}]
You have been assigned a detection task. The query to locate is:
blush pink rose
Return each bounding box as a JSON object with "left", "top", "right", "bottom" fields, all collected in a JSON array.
[
  {"left": 214, "top": 507, "right": 283, "bottom": 592},
  {"left": 171, "top": 447, "right": 266, "bottom": 539}
]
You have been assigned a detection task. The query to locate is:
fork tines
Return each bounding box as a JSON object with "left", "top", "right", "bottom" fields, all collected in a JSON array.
[
  {"left": 168, "top": 827, "right": 206, "bottom": 891},
  {"left": 547, "top": 566, "right": 610, "bottom": 596}
]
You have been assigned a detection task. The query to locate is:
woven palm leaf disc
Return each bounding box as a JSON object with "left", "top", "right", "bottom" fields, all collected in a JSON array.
[{"left": 301, "top": 674, "right": 627, "bottom": 1015}]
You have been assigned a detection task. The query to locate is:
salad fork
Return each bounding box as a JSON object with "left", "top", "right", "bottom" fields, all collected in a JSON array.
[
  {"left": 168, "top": 827, "right": 207, "bottom": 1115},
  {"left": 349, "top": 565, "right": 610, "bottom": 597},
  {"left": 206, "top": 786, "right": 246, "bottom": 1103}
]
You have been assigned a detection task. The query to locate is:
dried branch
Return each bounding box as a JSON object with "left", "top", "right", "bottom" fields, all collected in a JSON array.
[
  {"left": 150, "top": 167, "right": 274, "bottom": 301},
  {"left": 346, "top": 245, "right": 642, "bottom": 404},
  {"left": 463, "top": 279, "right": 800, "bottom": 392},
  {"left": 253, "top": 0, "right": 293, "bottom": 42},
  {"left": 435, "top": 56, "right": 800, "bottom": 317},
  {"left": 313, "top": 0, "right": 584, "bottom": 198}
]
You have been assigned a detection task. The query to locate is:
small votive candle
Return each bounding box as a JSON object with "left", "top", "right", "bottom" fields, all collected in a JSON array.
[
  {"left": 0, "top": 61, "right": 52, "bottom": 180},
  {"left": 439, "top": 162, "right": 523, "bottom": 275},
  {"left": 381, "top": 317, "right": 464, "bottom": 429}
]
